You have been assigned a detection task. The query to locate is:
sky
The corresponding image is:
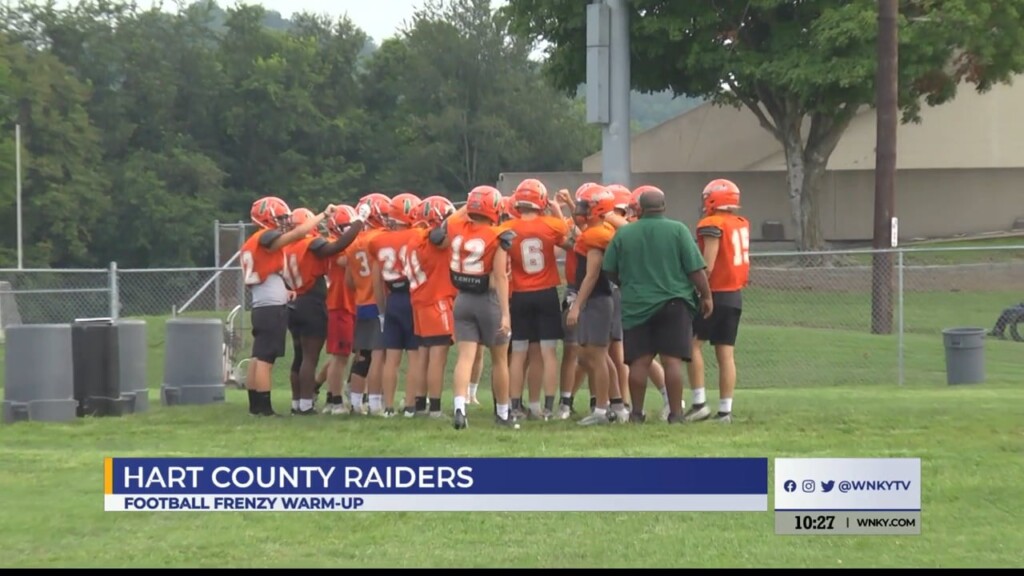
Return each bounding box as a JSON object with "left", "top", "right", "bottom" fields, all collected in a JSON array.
[
  {"left": 38, "top": 1, "right": 507, "bottom": 45},
  {"left": 253, "top": 0, "right": 430, "bottom": 43}
]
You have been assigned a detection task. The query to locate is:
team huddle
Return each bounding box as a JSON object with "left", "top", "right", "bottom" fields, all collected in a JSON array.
[{"left": 239, "top": 178, "right": 750, "bottom": 430}]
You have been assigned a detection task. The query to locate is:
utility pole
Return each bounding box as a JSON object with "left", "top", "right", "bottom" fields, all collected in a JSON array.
[
  {"left": 585, "top": 0, "right": 631, "bottom": 188},
  {"left": 871, "top": 0, "right": 898, "bottom": 335}
]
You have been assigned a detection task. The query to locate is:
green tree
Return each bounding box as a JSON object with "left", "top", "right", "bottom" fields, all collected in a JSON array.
[
  {"left": 504, "top": 0, "right": 1024, "bottom": 250},
  {"left": 362, "top": 0, "right": 599, "bottom": 197}
]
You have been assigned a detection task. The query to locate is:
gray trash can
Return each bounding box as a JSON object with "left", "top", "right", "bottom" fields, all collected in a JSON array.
[{"left": 942, "top": 327, "right": 986, "bottom": 385}]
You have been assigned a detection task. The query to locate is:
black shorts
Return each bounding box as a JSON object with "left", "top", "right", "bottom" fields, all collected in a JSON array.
[
  {"left": 288, "top": 293, "right": 328, "bottom": 340},
  {"left": 693, "top": 304, "right": 742, "bottom": 346},
  {"left": 251, "top": 305, "right": 288, "bottom": 363},
  {"left": 510, "top": 286, "right": 564, "bottom": 342},
  {"left": 622, "top": 299, "right": 693, "bottom": 365}
]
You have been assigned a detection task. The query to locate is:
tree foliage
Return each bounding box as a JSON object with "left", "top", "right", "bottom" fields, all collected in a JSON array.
[
  {"left": 0, "top": 0, "right": 604, "bottom": 268},
  {"left": 504, "top": 0, "right": 1024, "bottom": 250}
]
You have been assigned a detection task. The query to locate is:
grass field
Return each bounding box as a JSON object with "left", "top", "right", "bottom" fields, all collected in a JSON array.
[{"left": 1, "top": 276, "right": 1023, "bottom": 568}]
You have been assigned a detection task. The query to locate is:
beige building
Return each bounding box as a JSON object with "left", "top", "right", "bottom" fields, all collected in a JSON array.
[{"left": 499, "top": 80, "right": 1024, "bottom": 242}]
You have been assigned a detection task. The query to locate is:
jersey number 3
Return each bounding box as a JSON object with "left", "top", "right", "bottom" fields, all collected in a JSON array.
[
  {"left": 450, "top": 235, "right": 486, "bottom": 274},
  {"left": 731, "top": 226, "right": 750, "bottom": 266}
]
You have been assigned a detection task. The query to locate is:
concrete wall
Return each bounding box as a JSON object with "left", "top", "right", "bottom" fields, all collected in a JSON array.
[
  {"left": 496, "top": 168, "right": 1024, "bottom": 242},
  {"left": 581, "top": 80, "right": 1024, "bottom": 173}
]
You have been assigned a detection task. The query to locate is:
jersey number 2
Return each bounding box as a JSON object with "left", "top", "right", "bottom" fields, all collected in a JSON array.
[
  {"left": 731, "top": 227, "right": 750, "bottom": 266},
  {"left": 241, "top": 251, "right": 261, "bottom": 285},
  {"left": 451, "top": 235, "right": 486, "bottom": 274}
]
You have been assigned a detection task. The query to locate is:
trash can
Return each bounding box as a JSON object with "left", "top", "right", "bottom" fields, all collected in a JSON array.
[
  {"left": 72, "top": 318, "right": 125, "bottom": 417},
  {"left": 2, "top": 324, "right": 77, "bottom": 423},
  {"left": 161, "top": 318, "right": 226, "bottom": 406},
  {"left": 942, "top": 327, "right": 986, "bottom": 385},
  {"left": 117, "top": 319, "right": 149, "bottom": 413}
]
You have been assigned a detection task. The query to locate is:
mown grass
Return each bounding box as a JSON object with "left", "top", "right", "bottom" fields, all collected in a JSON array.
[{"left": 1, "top": 273, "right": 1022, "bottom": 568}]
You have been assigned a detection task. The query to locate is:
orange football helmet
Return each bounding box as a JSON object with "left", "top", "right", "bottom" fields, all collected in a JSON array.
[
  {"left": 512, "top": 178, "right": 548, "bottom": 211},
  {"left": 574, "top": 185, "right": 616, "bottom": 222},
  {"left": 702, "top": 179, "right": 741, "bottom": 214},
  {"left": 416, "top": 195, "right": 456, "bottom": 228},
  {"left": 388, "top": 193, "right": 422, "bottom": 227},
  {"left": 466, "top": 186, "right": 503, "bottom": 224},
  {"left": 500, "top": 196, "right": 520, "bottom": 222},
  {"left": 327, "top": 205, "right": 358, "bottom": 236},
  {"left": 356, "top": 193, "right": 391, "bottom": 229},
  {"left": 606, "top": 184, "right": 632, "bottom": 214},
  {"left": 250, "top": 196, "right": 292, "bottom": 230},
  {"left": 290, "top": 207, "right": 319, "bottom": 237},
  {"left": 574, "top": 182, "right": 605, "bottom": 201}
]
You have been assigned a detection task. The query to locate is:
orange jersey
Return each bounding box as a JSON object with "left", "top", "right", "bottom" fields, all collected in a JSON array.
[
  {"left": 562, "top": 217, "right": 578, "bottom": 287},
  {"left": 506, "top": 216, "right": 568, "bottom": 292},
  {"left": 282, "top": 235, "right": 329, "bottom": 294},
  {"left": 573, "top": 222, "right": 616, "bottom": 293},
  {"left": 697, "top": 212, "right": 751, "bottom": 292},
  {"left": 348, "top": 228, "right": 382, "bottom": 306},
  {"left": 447, "top": 214, "right": 514, "bottom": 293},
  {"left": 325, "top": 243, "right": 357, "bottom": 313},
  {"left": 240, "top": 229, "right": 286, "bottom": 286},
  {"left": 369, "top": 227, "right": 421, "bottom": 291},
  {"left": 406, "top": 228, "right": 457, "bottom": 306}
]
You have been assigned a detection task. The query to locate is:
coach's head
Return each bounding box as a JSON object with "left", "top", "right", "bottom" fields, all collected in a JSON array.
[{"left": 628, "top": 185, "right": 665, "bottom": 219}]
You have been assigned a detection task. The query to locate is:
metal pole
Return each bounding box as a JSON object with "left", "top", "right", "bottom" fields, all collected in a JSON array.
[
  {"left": 109, "top": 261, "right": 120, "bottom": 320},
  {"left": 897, "top": 249, "right": 905, "bottom": 386},
  {"left": 237, "top": 222, "right": 247, "bottom": 346},
  {"left": 16, "top": 123, "right": 23, "bottom": 269},
  {"left": 213, "top": 219, "right": 221, "bottom": 311},
  {"left": 603, "top": 0, "right": 631, "bottom": 188},
  {"left": 870, "top": 0, "right": 898, "bottom": 334}
]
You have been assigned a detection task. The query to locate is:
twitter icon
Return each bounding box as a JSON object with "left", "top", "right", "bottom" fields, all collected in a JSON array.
[{"left": 821, "top": 480, "right": 835, "bottom": 493}]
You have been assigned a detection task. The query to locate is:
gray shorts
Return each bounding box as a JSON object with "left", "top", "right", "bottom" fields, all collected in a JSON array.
[
  {"left": 353, "top": 316, "right": 384, "bottom": 351},
  {"left": 577, "top": 294, "right": 614, "bottom": 347},
  {"left": 454, "top": 291, "right": 510, "bottom": 347},
  {"left": 610, "top": 285, "right": 623, "bottom": 342}
]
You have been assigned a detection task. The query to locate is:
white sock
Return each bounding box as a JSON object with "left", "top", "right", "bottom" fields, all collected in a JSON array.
[
  {"left": 292, "top": 400, "right": 300, "bottom": 410},
  {"left": 454, "top": 395, "right": 466, "bottom": 414},
  {"left": 529, "top": 401, "right": 541, "bottom": 414},
  {"left": 660, "top": 387, "right": 669, "bottom": 405},
  {"left": 369, "top": 394, "right": 383, "bottom": 412},
  {"left": 561, "top": 391, "right": 572, "bottom": 399},
  {"left": 350, "top": 392, "right": 363, "bottom": 409},
  {"left": 496, "top": 403, "right": 510, "bottom": 420},
  {"left": 469, "top": 383, "right": 479, "bottom": 396},
  {"left": 594, "top": 407, "right": 607, "bottom": 417},
  {"left": 693, "top": 388, "right": 707, "bottom": 405},
  {"left": 299, "top": 399, "right": 313, "bottom": 411},
  {"left": 719, "top": 398, "right": 733, "bottom": 414}
]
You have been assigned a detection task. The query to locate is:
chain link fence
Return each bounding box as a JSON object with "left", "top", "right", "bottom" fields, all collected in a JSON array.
[{"left": 1, "top": 244, "right": 1021, "bottom": 389}]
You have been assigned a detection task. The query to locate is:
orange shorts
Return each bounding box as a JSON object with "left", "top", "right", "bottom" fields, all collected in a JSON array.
[
  {"left": 326, "top": 309, "right": 355, "bottom": 356},
  {"left": 413, "top": 298, "right": 454, "bottom": 339}
]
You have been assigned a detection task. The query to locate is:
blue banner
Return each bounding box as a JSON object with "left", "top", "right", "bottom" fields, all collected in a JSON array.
[{"left": 106, "top": 457, "right": 767, "bottom": 495}]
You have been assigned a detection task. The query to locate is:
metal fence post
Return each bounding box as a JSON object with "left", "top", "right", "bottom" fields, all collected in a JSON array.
[
  {"left": 213, "top": 219, "right": 221, "bottom": 311},
  {"left": 897, "top": 248, "right": 905, "bottom": 386},
  {"left": 109, "top": 261, "right": 120, "bottom": 320},
  {"left": 237, "top": 222, "right": 248, "bottom": 349}
]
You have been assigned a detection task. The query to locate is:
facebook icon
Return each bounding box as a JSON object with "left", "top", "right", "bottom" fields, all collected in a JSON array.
[{"left": 783, "top": 480, "right": 797, "bottom": 493}]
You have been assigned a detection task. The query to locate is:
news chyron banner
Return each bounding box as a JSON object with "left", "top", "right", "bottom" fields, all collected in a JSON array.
[
  {"left": 774, "top": 458, "right": 921, "bottom": 535},
  {"left": 104, "top": 457, "right": 769, "bottom": 512}
]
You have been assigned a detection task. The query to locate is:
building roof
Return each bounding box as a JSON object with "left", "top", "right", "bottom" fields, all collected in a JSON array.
[{"left": 581, "top": 79, "right": 1024, "bottom": 172}]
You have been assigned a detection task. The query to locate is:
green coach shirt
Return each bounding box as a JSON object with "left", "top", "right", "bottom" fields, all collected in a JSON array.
[{"left": 602, "top": 214, "right": 707, "bottom": 330}]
